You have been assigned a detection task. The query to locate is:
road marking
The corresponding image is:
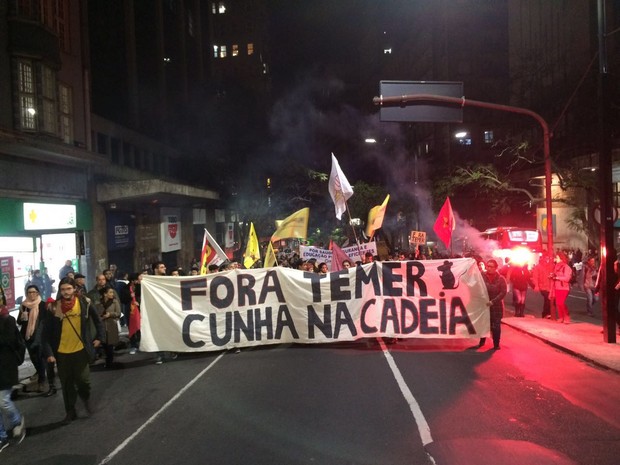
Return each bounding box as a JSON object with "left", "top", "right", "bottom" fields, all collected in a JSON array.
[
  {"left": 378, "top": 339, "right": 437, "bottom": 463},
  {"left": 97, "top": 353, "right": 225, "bottom": 465}
]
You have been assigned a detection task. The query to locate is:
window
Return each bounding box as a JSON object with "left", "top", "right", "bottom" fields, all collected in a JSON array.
[
  {"left": 220, "top": 45, "right": 227, "bottom": 58},
  {"left": 55, "top": 0, "right": 69, "bottom": 52},
  {"left": 59, "top": 83, "right": 73, "bottom": 144},
  {"left": 40, "top": 0, "right": 70, "bottom": 52},
  {"left": 232, "top": 44, "right": 239, "bottom": 57},
  {"left": 218, "top": 2, "right": 226, "bottom": 14},
  {"left": 247, "top": 43, "right": 254, "bottom": 55},
  {"left": 41, "top": 65, "right": 57, "bottom": 134},
  {"left": 17, "top": 60, "right": 36, "bottom": 130},
  {"left": 484, "top": 130, "right": 494, "bottom": 144}
]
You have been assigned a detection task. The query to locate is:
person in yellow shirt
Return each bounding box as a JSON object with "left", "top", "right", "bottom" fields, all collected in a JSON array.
[{"left": 44, "top": 277, "right": 104, "bottom": 425}]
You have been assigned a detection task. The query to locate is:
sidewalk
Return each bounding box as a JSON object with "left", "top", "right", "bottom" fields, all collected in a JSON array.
[{"left": 502, "top": 289, "right": 620, "bottom": 373}]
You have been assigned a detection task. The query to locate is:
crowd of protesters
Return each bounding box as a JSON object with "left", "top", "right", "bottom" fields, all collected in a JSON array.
[{"left": 2, "top": 242, "right": 620, "bottom": 454}]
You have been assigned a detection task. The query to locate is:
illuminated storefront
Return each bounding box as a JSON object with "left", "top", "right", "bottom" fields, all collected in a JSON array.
[{"left": 0, "top": 199, "right": 92, "bottom": 307}]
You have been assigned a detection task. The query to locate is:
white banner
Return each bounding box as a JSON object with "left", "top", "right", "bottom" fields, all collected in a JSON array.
[
  {"left": 299, "top": 241, "right": 378, "bottom": 264},
  {"left": 140, "top": 258, "right": 490, "bottom": 352}
]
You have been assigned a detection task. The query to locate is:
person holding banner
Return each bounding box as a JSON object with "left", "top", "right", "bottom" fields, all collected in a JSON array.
[{"left": 478, "top": 259, "right": 507, "bottom": 350}]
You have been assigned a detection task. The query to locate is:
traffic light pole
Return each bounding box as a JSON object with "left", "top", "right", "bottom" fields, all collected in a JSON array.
[
  {"left": 373, "top": 93, "right": 554, "bottom": 263},
  {"left": 374, "top": 92, "right": 617, "bottom": 342}
]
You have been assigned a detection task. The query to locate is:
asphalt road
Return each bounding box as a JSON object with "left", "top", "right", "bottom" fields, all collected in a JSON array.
[{"left": 4, "top": 295, "right": 620, "bottom": 465}]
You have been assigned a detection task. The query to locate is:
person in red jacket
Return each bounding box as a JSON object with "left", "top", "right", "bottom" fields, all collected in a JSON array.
[{"left": 550, "top": 251, "right": 573, "bottom": 324}]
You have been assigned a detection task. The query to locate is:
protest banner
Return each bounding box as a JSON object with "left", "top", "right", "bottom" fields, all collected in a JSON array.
[{"left": 140, "top": 258, "right": 490, "bottom": 352}]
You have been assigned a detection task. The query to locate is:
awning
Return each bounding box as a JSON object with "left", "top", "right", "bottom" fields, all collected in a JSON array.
[{"left": 97, "top": 179, "right": 220, "bottom": 208}]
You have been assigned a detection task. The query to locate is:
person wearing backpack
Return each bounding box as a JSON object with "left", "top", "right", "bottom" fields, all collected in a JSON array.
[{"left": 0, "top": 303, "right": 26, "bottom": 451}]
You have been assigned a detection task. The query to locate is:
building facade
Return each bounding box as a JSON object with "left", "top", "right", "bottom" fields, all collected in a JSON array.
[{"left": 0, "top": 1, "right": 223, "bottom": 308}]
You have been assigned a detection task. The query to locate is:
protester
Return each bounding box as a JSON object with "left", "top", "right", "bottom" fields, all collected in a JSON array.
[
  {"left": 550, "top": 251, "right": 573, "bottom": 324},
  {"left": 58, "top": 260, "right": 75, "bottom": 279},
  {"left": 478, "top": 259, "right": 507, "bottom": 350},
  {"left": 74, "top": 273, "right": 87, "bottom": 298},
  {"left": 152, "top": 262, "right": 177, "bottom": 364},
  {"left": 531, "top": 254, "right": 554, "bottom": 319},
  {"left": 509, "top": 263, "right": 530, "bottom": 317},
  {"left": 0, "top": 303, "right": 26, "bottom": 449},
  {"left": 17, "top": 285, "right": 53, "bottom": 393},
  {"left": 44, "top": 277, "right": 104, "bottom": 425},
  {"left": 95, "top": 286, "right": 120, "bottom": 368},
  {"left": 126, "top": 272, "right": 143, "bottom": 355},
  {"left": 582, "top": 256, "right": 598, "bottom": 317},
  {"left": 86, "top": 273, "right": 108, "bottom": 304}
]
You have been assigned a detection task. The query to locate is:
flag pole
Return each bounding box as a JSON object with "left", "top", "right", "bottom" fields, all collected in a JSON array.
[{"left": 344, "top": 198, "right": 363, "bottom": 260}]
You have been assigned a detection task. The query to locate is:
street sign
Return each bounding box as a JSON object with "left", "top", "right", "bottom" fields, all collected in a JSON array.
[{"left": 379, "top": 81, "right": 463, "bottom": 123}]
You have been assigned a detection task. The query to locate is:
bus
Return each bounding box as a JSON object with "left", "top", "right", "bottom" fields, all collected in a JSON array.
[{"left": 480, "top": 227, "right": 543, "bottom": 268}]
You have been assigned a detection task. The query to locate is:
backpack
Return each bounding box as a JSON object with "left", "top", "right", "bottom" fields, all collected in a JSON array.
[{"left": 14, "top": 325, "right": 26, "bottom": 365}]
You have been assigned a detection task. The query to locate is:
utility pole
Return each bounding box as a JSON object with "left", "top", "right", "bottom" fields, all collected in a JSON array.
[{"left": 597, "top": 0, "right": 616, "bottom": 343}]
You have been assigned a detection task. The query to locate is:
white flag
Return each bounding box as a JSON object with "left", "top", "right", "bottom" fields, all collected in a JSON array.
[{"left": 328, "top": 153, "right": 354, "bottom": 220}]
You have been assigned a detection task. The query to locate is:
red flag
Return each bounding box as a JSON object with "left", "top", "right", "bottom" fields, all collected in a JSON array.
[
  {"left": 329, "top": 240, "right": 353, "bottom": 272},
  {"left": 433, "top": 197, "right": 455, "bottom": 249}
]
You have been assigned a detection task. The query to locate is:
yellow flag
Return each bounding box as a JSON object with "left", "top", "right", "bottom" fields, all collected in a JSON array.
[
  {"left": 264, "top": 242, "right": 277, "bottom": 268},
  {"left": 366, "top": 194, "right": 390, "bottom": 238},
  {"left": 243, "top": 222, "right": 260, "bottom": 269},
  {"left": 271, "top": 208, "right": 309, "bottom": 242}
]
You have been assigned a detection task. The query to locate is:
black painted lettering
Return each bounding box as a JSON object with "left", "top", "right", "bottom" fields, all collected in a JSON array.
[
  {"left": 180, "top": 278, "right": 207, "bottom": 311},
  {"left": 182, "top": 314, "right": 206, "bottom": 348}
]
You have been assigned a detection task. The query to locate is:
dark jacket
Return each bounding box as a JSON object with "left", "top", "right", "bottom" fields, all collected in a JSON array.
[
  {"left": 483, "top": 272, "right": 507, "bottom": 321},
  {"left": 0, "top": 314, "right": 20, "bottom": 389},
  {"left": 44, "top": 296, "right": 104, "bottom": 361}
]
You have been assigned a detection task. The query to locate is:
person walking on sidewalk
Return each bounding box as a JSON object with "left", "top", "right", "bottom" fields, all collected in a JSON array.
[
  {"left": 509, "top": 263, "right": 530, "bottom": 317},
  {"left": 550, "top": 251, "right": 573, "bottom": 324},
  {"left": 44, "top": 277, "right": 104, "bottom": 425},
  {"left": 531, "top": 254, "right": 554, "bottom": 318},
  {"left": 0, "top": 304, "right": 26, "bottom": 451},
  {"left": 582, "top": 256, "right": 599, "bottom": 317},
  {"left": 478, "top": 259, "right": 507, "bottom": 350}
]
